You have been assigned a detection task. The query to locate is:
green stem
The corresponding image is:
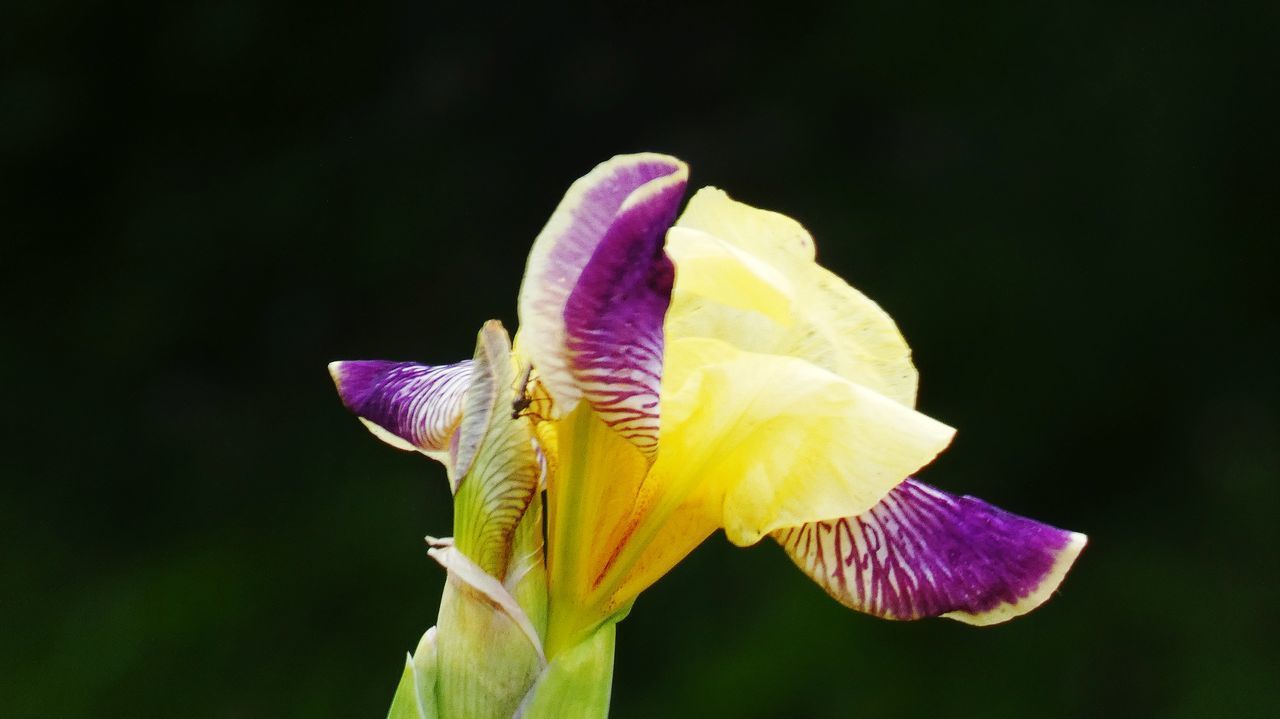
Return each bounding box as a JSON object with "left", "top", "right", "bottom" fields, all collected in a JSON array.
[
  {"left": 544, "top": 404, "right": 606, "bottom": 658},
  {"left": 518, "top": 620, "right": 617, "bottom": 719}
]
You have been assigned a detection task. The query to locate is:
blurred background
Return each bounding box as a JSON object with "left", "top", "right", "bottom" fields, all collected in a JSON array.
[{"left": 3, "top": 1, "right": 1277, "bottom": 717}]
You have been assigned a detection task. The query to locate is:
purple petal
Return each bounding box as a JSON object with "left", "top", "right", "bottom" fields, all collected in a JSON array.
[
  {"left": 562, "top": 173, "right": 685, "bottom": 456},
  {"left": 518, "top": 153, "right": 687, "bottom": 456},
  {"left": 328, "top": 359, "right": 472, "bottom": 459},
  {"left": 774, "top": 478, "right": 1086, "bottom": 625}
]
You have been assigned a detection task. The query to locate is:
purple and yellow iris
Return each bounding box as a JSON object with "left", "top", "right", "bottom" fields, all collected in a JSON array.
[{"left": 331, "top": 154, "right": 1086, "bottom": 705}]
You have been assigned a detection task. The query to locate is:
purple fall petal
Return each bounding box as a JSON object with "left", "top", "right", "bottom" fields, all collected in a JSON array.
[
  {"left": 563, "top": 174, "right": 685, "bottom": 457},
  {"left": 518, "top": 154, "right": 687, "bottom": 457},
  {"left": 774, "top": 478, "right": 1086, "bottom": 625},
  {"left": 328, "top": 359, "right": 473, "bottom": 455}
]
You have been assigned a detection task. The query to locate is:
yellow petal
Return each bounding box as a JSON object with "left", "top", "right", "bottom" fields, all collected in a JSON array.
[
  {"left": 657, "top": 337, "right": 955, "bottom": 546},
  {"left": 662, "top": 291, "right": 787, "bottom": 365},
  {"left": 664, "top": 226, "right": 796, "bottom": 324},
  {"left": 543, "top": 403, "right": 649, "bottom": 652},
  {"left": 602, "top": 484, "right": 718, "bottom": 610},
  {"left": 793, "top": 264, "right": 919, "bottom": 407},
  {"left": 670, "top": 187, "right": 918, "bottom": 406},
  {"left": 676, "top": 187, "right": 816, "bottom": 268}
]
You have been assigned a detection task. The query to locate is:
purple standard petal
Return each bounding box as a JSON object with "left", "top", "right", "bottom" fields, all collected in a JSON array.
[
  {"left": 562, "top": 170, "right": 686, "bottom": 457},
  {"left": 773, "top": 479, "right": 1086, "bottom": 625},
  {"left": 328, "top": 359, "right": 473, "bottom": 462},
  {"left": 518, "top": 154, "right": 688, "bottom": 452}
]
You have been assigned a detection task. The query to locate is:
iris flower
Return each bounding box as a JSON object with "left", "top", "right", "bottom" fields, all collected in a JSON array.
[{"left": 330, "top": 154, "right": 1086, "bottom": 717}]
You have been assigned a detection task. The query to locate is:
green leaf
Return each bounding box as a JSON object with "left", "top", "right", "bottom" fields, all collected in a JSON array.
[
  {"left": 506, "top": 492, "right": 548, "bottom": 641},
  {"left": 431, "top": 556, "right": 544, "bottom": 719},
  {"left": 386, "top": 628, "right": 439, "bottom": 719}
]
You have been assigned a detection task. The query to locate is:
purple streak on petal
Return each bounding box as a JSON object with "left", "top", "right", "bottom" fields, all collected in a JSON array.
[
  {"left": 540, "top": 159, "right": 683, "bottom": 292},
  {"left": 518, "top": 154, "right": 687, "bottom": 421},
  {"left": 329, "top": 359, "right": 472, "bottom": 451},
  {"left": 775, "top": 478, "right": 1083, "bottom": 621},
  {"left": 563, "top": 174, "right": 685, "bottom": 457}
]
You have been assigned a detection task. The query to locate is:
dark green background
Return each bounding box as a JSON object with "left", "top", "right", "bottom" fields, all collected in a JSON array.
[{"left": 4, "top": 1, "right": 1277, "bottom": 717}]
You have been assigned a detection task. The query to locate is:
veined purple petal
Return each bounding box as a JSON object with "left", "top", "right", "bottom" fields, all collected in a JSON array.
[
  {"left": 518, "top": 154, "right": 688, "bottom": 457},
  {"left": 328, "top": 359, "right": 472, "bottom": 460},
  {"left": 562, "top": 171, "right": 685, "bottom": 456},
  {"left": 774, "top": 479, "right": 1086, "bottom": 625}
]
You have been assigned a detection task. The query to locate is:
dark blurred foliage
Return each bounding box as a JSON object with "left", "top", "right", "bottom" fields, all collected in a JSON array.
[{"left": 2, "top": 1, "right": 1278, "bottom": 717}]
